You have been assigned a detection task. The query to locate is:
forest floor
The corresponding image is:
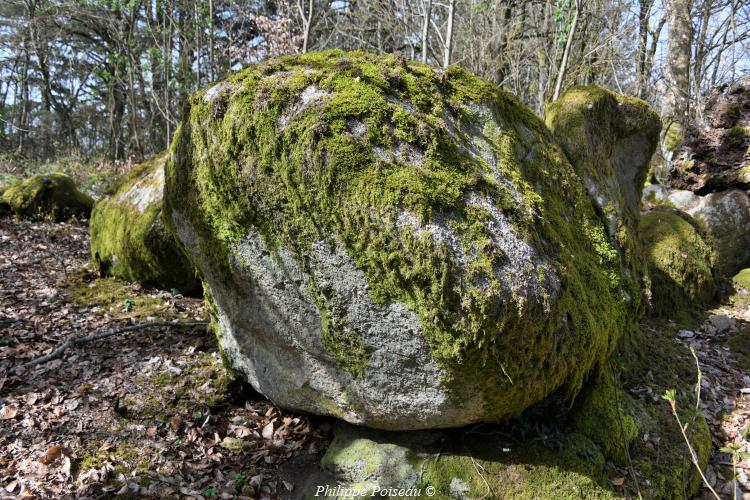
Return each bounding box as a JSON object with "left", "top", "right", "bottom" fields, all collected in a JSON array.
[
  {"left": 0, "top": 217, "right": 331, "bottom": 499},
  {"left": 2, "top": 217, "right": 750, "bottom": 499}
]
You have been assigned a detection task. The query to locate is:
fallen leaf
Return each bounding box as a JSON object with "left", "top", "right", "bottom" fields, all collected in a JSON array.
[
  {"left": 261, "top": 422, "right": 274, "bottom": 440},
  {"left": 610, "top": 477, "right": 625, "bottom": 486},
  {"left": 39, "top": 444, "right": 63, "bottom": 464},
  {"left": 0, "top": 405, "right": 18, "bottom": 420}
]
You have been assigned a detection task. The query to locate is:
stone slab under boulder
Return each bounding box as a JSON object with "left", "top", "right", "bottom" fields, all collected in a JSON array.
[
  {"left": 667, "top": 188, "right": 750, "bottom": 277},
  {"left": 90, "top": 155, "right": 200, "bottom": 293},
  {"left": 1, "top": 173, "right": 93, "bottom": 221},
  {"left": 165, "top": 51, "right": 658, "bottom": 429}
]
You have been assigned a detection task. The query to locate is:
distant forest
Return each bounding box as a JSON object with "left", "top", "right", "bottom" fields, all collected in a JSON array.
[{"left": 0, "top": 0, "right": 748, "bottom": 163}]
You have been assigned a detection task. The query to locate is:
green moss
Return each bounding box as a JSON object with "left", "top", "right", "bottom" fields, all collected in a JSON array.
[
  {"left": 419, "top": 436, "right": 615, "bottom": 499},
  {"left": 726, "top": 126, "right": 749, "bottom": 147},
  {"left": 62, "top": 268, "right": 167, "bottom": 320},
  {"left": 571, "top": 368, "right": 639, "bottom": 465},
  {"left": 727, "top": 328, "right": 750, "bottom": 370},
  {"left": 166, "top": 50, "right": 634, "bottom": 419},
  {"left": 663, "top": 121, "right": 685, "bottom": 153},
  {"left": 2, "top": 172, "right": 93, "bottom": 221},
  {"left": 733, "top": 268, "right": 750, "bottom": 290},
  {"left": 90, "top": 155, "right": 200, "bottom": 293},
  {"left": 640, "top": 208, "right": 716, "bottom": 319}
]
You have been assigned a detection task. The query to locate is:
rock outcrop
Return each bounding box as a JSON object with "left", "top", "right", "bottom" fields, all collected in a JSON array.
[
  {"left": 667, "top": 188, "right": 750, "bottom": 277},
  {"left": 166, "top": 51, "right": 658, "bottom": 430},
  {"left": 90, "top": 156, "right": 199, "bottom": 293},
  {"left": 667, "top": 77, "right": 750, "bottom": 194},
  {"left": 1, "top": 173, "right": 93, "bottom": 221},
  {"left": 640, "top": 208, "right": 715, "bottom": 317}
]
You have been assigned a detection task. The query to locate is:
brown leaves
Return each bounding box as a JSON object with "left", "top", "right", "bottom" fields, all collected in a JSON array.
[
  {"left": 0, "top": 216, "right": 328, "bottom": 498},
  {"left": 0, "top": 405, "right": 18, "bottom": 420}
]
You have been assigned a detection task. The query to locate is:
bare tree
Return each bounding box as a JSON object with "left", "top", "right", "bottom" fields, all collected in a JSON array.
[{"left": 553, "top": 0, "right": 581, "bottom": 101}]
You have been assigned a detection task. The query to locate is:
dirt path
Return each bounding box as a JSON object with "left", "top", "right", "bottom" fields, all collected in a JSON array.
[
  {"left": 671, "top": 294, "right": 750, "bottom": 499},
  {"left": 0, "top": 217, "right": 329, "bottom": 499}
]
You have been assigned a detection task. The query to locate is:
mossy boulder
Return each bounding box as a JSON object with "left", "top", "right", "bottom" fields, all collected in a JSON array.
[
  {"left": 733, "top": 268, "right": 750, "bottom": 290},
  {"left": 641, "top": 208, "right": 715, "bottom": 317},
  {"left": 166, "top": 50, "right": 636, "bottom": 430},
  {"left": 90, "top": 155, "right": 199, "bottom": 293},
  {"left": 546, "top": 87, "right": 661, "bottom": 313},
  {"left": 1, "top": 173, "right": 93, "bottom": 221},
  {"left": 667, "top": 188, "right": 750, "bottom": 277}
]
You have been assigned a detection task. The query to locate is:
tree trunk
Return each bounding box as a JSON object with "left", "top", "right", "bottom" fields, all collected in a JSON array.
[
  {"left": 552, "top": 0, "right": 581, "bottom": 101},
  {"left": 443, "top": 0, "right": 455, "bottom": 68},
  {"left": 665, "top": 0, "right": 693, "bottom": 127},
  {"left": 421, "top": 0, "right": 432, "bottom": 63}
]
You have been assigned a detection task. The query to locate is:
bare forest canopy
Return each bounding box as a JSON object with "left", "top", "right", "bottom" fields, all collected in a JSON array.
[{"left": 0, "top": 0, "right": 749, "bottom": 164}]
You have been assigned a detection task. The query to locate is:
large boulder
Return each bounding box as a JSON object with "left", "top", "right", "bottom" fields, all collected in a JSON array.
[
  {"left": 2, "top": 173, "right": 93, "bottom": 221},
  {"left": 166, "top": 51, "right": 641, "bottom": 430},
  {"left": 640, "top": 208, "right": 715, "bottom": 317},
  {"left": 90, "top": 155, "right": 199, "bottom": 293},
  {"left": 667, "top": 188, "right": 750, "bottom": 277},
  {"left": 545, "top": 86, "right": 661, "bottom": 311}
]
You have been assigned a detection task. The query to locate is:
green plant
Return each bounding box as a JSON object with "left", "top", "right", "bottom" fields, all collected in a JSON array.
[
  {"left": 233, "top": 472, "right": 246, "bottom": 488},
  {"left": 719, "top": 443, "right": 750, "bottom": 500},
  {"left": 661, "top": 347, "right": 719, "bottom": 499}
]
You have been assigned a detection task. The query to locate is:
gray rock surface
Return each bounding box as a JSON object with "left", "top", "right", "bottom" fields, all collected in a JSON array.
[{"left": 668, "top": 188, "right": 750, "bottom": 276}]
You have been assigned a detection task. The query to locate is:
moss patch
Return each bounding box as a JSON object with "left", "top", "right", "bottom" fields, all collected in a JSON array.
[
  {"left": 733, "top": 268, "right": 750, "bottom": 290},
  {"left": 61, "top": 268, "right": 169, "bottom": 320},
  {"left": 2, "top": 173, "right": 93, "bottom": 221},
  {"left": 166, "top": 50, "right": 635, "bottom": 419},
  {"left": 663, "top": 121, "right": 685, "bottom": 153},
  {"left": 90, "top": 155, "right": 199, "bottom": 293},
  {"left": 641, "top": 208, "right": 716, "bottom": 320},
  {"left": 728, "top": 328, "right": 750, "bottom": 370}
]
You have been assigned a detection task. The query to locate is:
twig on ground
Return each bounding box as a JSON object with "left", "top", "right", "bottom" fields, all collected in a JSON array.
[{"left": 22, "top": 321, "right": 208, "bottom": 367}]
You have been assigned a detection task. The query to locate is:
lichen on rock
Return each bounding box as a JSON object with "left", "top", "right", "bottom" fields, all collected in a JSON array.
[
  {"left": 2, "top": 172, "right": 93, "bottom": 221},
  {"left": 90, "top": 155, "right": 199, "bottom": 293},
  {"left": 165, "top": 50, "right": 641, "bottom": 429},
  {"left": 640, "top": 208, "right": 715, "bottom": 318}
]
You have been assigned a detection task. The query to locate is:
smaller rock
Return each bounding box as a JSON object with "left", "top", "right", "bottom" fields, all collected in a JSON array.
[
  {"left": 677, "top": 330, "right": 696, "bottom": 338},
  {"left": 642, "top": 184, "right": 669, "bottom": 205},
  {"left": 669, "top": 189, "right": 750, "bottom": 277},
  {"left": 704, "top": 315, "right": 734, "bottom": 335},
  {"left": 740, "top": 388, "right": 750, "bottom": 394}
]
